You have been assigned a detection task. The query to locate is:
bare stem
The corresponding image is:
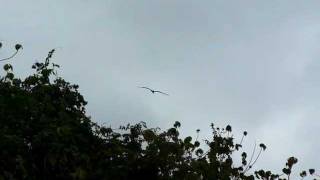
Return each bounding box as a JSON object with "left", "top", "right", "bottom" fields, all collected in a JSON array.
[
  {"left": 0, "top": 50, "right": 18, "bottom": 62},
  {"left": 249, "top": 148, "right": 262, "bottom": 169},
  {"left": 244, "top": 141, "right": 256, "bottom": 172},
  {"left": 239, "top": 134, "right": 244, "bottom": 145}
]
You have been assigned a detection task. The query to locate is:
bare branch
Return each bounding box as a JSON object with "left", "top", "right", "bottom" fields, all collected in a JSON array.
[{"left": 0, "top": 50, "right": 18, "bottom": 62}]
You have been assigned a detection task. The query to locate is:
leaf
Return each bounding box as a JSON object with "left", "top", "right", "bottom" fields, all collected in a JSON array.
[
  {"left": 15, "top": 44, "right": 23, "bottom": 51},
  {"left": 243, "top": 131, "right": 248, "bottom": 136},
  {"left": 226, "top": 125, "right": 232, "bottom": 132},
  {"left": 6, "top": 72, "right": 14, "bottom": 80},
  {"left": 195, "top": 148, "right": 203, "bottom": 156},
  {"left": 184, "top": 136, "right": 192, "bottom": 144},
  {"left": 282, "top": 168, "right": 291, "bottom": 175},
  {"left": 309, "top": 169, "right": 315, "bottom": 175},
  {"left": 173, "top": 121, "right": 181, "bottom": 128},
  {"left": 287, "top": 157, "right": 298, "bottom": 167},
  {"left": 52, "top": 63, "right": 60, "bottom": 68},
  {"left": 3, "top": 64, "right": 13, "bottom": 71},
  {"left": 259, "top": 143, "right": 267, "bottom": 151},
  {"left": 194, "top": 141, "right": 200, "bottom": 147},
  {"left": 235, "top": 144, "right": 242, "bottom": 150},
  {"left": 300, "top": 170, "right": 307, "bottom": 177}
]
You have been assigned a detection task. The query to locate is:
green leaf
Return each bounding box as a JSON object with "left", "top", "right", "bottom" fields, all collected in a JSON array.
[
  {"left": 15, "top": 44, "right": 23, "bottom": 50},
  {"left": 194, "top": 141, "right": 200, "bottom": 147},
  {"left": 226, "top": 125, "right": 232, "bottom": 132},
  {"left": 6, "top": 72, "right": 14, "bottom": 80},
  {"left": 173, "top": 121, "right": 181, "bottom": 128},
  {"left": 3, "top": 64, "right": 12, "bottom": 71},
  {"left": 309, "top": 169, "right": 315, "bottom": 175},
  {"left": 259, "top": 143, "right": 267, "bottom": 151}
]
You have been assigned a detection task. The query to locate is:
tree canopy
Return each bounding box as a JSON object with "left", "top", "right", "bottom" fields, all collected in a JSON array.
[{"left": 0, "top": 49, "right": 317, "bottom": 179}]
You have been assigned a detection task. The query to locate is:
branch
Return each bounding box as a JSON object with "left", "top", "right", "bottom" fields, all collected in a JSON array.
[
  {"left": 244, "top": 141, "right": 257, "bottom": 172},
  {"left": 0, "top": 50, "right": 18, "bottom": 62},
  {"left": 249, "top": 148, "right": 263, "bottom": 169}
]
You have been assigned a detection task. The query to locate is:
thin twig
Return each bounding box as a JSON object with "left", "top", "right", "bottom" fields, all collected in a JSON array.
[
  {"left": 249, "top": 148, "right": 262, "bottom": 169},
  {"left": 244, "top": 141, "right": 256, "bottom": 172},
  {"left": 0, "top": 50, "right": 18, "bottom": 61},
  {"left": 239, "top": 134, "right": 244, "bottom": 145}
]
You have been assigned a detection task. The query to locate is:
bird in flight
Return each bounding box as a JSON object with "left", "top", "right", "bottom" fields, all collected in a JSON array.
[{"left": 138, "top": 86, "right": 169, "bottom": 96}]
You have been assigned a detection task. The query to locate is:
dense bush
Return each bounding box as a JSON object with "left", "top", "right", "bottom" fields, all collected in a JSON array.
[{"left": 0, "top": 49, "right": 317, "bottom": 179}]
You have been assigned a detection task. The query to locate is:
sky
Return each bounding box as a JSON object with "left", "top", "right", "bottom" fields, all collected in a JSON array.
[{"left": 1, "top": 0, "right": 320, "bottom": 174}]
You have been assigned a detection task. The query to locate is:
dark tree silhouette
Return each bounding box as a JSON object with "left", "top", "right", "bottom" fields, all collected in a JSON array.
[{"left": 0, "top": 49, "right": 317, "bottom": 179}]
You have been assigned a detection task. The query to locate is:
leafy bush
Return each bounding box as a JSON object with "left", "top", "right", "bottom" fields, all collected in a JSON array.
[{"left": 0, "top": 50, "right": 317, "bottom": 179}]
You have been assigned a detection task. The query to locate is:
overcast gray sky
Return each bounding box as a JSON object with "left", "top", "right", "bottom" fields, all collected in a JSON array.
[{"left": 1, "top": 0, "right": 320, "bottom": 174}]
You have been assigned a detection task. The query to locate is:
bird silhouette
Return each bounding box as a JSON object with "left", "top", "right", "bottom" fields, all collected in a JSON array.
[{"left": 138, "top": 86, "right": 169, "bottom": 96}]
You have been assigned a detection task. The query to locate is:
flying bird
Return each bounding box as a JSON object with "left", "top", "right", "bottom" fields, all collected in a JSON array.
[{"left": 138, "top": 86, "right": 169, "bottom": 96}]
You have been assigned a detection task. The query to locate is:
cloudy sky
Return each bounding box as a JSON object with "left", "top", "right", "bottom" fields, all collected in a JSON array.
[{"left": 1, "top": 0, "right": 320, "bottom": 174}]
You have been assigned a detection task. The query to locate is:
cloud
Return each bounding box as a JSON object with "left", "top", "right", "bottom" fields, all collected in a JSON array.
[{"left": 1, "top": 0, "right": 320, "bottom": 171}]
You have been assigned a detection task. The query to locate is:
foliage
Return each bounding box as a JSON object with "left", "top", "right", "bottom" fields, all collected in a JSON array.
[{"left": 0, "top": 50, "right": 318, "bottom": 179}]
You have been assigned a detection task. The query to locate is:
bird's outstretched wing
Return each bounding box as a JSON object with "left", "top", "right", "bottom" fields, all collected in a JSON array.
[
  {"left": 154, "top": 91, "right": 169, "bottom": 96},
  {"left": 138, "top": 86, "right": 153, "bottom": 91}
]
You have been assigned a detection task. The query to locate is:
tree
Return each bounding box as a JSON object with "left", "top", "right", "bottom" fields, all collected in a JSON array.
[
  {"left": 0, "top": 49, "right": 317, "bottom": 179},
  {"left": 0, "top": 49, "right": 101, "bottom": 179}
]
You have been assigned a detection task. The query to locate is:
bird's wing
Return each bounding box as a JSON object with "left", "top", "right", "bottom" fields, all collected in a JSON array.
[
  {"left": 138, "top": 86, "right": 153, "bottom": 91},
  {"left": 154, "top": 91, "right": 169, "bottom": 96}
]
